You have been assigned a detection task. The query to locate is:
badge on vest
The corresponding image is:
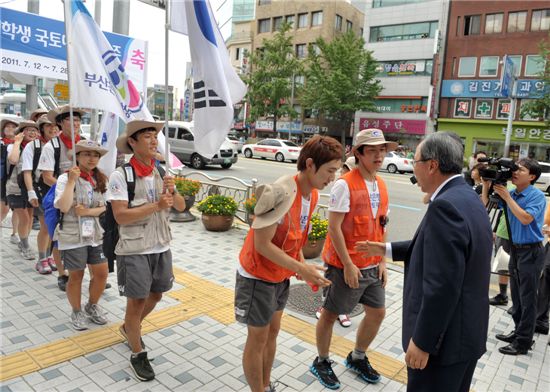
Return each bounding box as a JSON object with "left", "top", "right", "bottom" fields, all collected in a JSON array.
[{"left": 81, "top": 218, "right": 95, "bottom": 239}]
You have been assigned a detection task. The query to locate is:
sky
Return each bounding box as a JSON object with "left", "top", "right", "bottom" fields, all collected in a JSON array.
[{"left": 0, "top": 0, "right": 233, "bottom": 98}]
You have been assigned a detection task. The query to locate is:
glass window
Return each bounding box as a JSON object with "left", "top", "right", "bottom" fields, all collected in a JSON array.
[
  {"left": 485, "top": 13, "right": 503, "bottom": 34},
  {"left": 298, "top": 13, "right": 308, "bottom": 28},
  {"left": 273, "top": 16, "right": 283, "bottom": 31},
  {"left": 335, "top": 14, "right": 343, "bottom": 31},
  {"left": 531, "top": 9, "right": 550, "bottom": 31},
  {"left": 283, "top": 141, "right": 299, "bottom": 147},
  {"left": 258, "top": 19, "right": 270, "bottom": 33},
  {"left": 507, "top": 11, "right": 527, "bottom": 32},
  {"left": 458, "top": 57, "right": 476, "bottom": 77},
  {"left": 235, "top": 47, "right": 240, "bottom": 61},
  {"left": 258, "top": 0, "right": 271, "bottom": 5},
  {"left": 372, "top": 0, "right": 427, "bottom": 7},
  {"left": 285, "top": 15, "right": 295, "bottom": 27},
  {"left": 309, "top": 43, "right": 321, "bottom": 55},
  {"left": 346, "top": 20, "right": 353, "bottom": 32},
  {"left": 369, "top": 21, "right": 438, "bottom": 42},
  {"left": 479, "top": 56, "right": 499, "bottom": 76},
  {"left": 312, "top": 11, "right": 323, "bottom": 26},
  {"left": 525, "top": 55, "right": 545, "bottom": 76},
  {"left": 464, "top": 15, "right": 481, "bottom": 35},
  {"left": 294, "top": 75, "right": 305, "bottom": 85},
  {"left": 296, "top": 44, "right": 307, "bottom": 59},
  {"left": 508, "top": 55, "right": 522, "bottom": 76}
]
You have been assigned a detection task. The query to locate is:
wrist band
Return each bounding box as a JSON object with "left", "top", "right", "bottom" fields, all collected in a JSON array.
[{"left": 27, "top": 190, "right": 37, "bottom": 201}]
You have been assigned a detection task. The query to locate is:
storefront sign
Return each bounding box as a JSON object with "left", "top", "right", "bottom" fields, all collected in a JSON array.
[
  {"left": 496, "top": 99, "right": 511, "bottom": 119},
  {"left": 303, "top": 125, "right": 319, "bottom": 134},
  {"left": 474, "top": 99, "right": 493, "bottom": 119},
  {"left": 358, "top": 118, "right": 426, "bottom": 135},
  {"left": 501, "top": 127, "right": 550, "bottom": 141},
  {"left": 453, "top": 98, "right": 472, "bottom": 118},
  {"left": 401, "top": 104, "right": 427, "bottom": 113},
  {"left": 256, "top": 120, "right": 303, "bottom": 133},
  {"left": 441, "top": 79, "right": 546, "bottom": 99}
]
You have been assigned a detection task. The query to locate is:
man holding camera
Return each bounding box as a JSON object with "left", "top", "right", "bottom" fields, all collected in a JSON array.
[{"left": 482, "top": 158, "right": 547, "bottom": 355}]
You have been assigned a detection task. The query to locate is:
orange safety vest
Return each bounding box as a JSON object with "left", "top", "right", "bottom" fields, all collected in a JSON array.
[
  {"left": 239, "top": 177, "right": 319, "bottom": 283},
  {"left": 322, "top": 168, "right": 388, "bottom": 269}
]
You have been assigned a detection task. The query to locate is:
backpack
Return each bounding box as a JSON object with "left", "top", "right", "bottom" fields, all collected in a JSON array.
[
  {"left": 42, "top": 183, "right": 64, "bottom": 241},
  {"left": 37, "top": 137, "right": 61, "bottom": 199},
  {"left": 0, "top": 142, "right": 8, "bottom": 198}
]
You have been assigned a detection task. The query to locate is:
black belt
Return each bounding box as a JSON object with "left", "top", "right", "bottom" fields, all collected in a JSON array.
[{"left": 512, "top": 242, "right": 542, "bottom": 249}]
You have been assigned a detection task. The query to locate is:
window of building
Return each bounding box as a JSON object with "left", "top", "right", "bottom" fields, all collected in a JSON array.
[
  {"left": 296, "top": 44, "right": 307, "bottom": 59},
  {"left": 531, "top": 9, "right": 550, "bottom": 31},
  {"left": 508, "top": 55, "right": 522, "bottom": 76},
  {"left": 458, "top": 57, "right": 476, "bottom": 77},
  {"left": 285, "top": 15, "right": 295, "bottom": 27},
  {"left": 485, "top": 13, "right": 503, "bottom": 33},
  {"left": 312, "top": 11, "right": 323, "bottom": 27},
  {"left": 479, "top": 56, "right": 499, "bottom": 76},
  {"left": 360, "top": 27, "right": 364, "bottom": 36},
  {"left": 298, "top": 13, "right": 308, "bottom": 28},
  {"left": 369, "top": 21, "right": 438, "bottom": 42},
  {"left": 372, "top": 0, "right": 427, "bottom": 7},
  {"left": 258, "top": 18, "right": 270, "bottom": 33},
  {"left": 507, "top": 11, "right": 527, "bottom": 32},
  {"left": 525, "top": 55, "right": 545, "bottom": 76},
  {"left": 273, "top": 16, "right": 283, "bottom": 31},
  {"left": 309, "top": 43, "right": 321, "bottom": 55},
  {"left": 456, "top": 16, "right": 461, "bottom": 36},
  {"left": 335, "top": 14, "right": 343, "bottom": 31},
  {"left": 293, "top": 104, "right": 302, "bottom": 114},
  {"left": 258, "top": 0, "right": 271, "bottom": 5},
  {"left": 294, "top": 75, "right": 305, "bottom": 85},
  {"left": 235, "top": 47, "right": 241, "bottom": 61},
  {"left": 346, "top": 20, "right": 353, "bottom": 32},
  {"left": 463, "top": 15, "right": 481, "bottom": 35}
]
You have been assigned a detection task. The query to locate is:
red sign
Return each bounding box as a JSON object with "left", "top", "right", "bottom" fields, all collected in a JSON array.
[{"left": 359, "top": 118, "right": 426, "bottom": 135}]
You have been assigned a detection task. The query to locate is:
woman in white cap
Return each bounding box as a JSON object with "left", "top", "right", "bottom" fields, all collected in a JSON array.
[
  {"left": 5, "top": 121, "right": 39, "bottom": 260},
  {"left": 1, "top": 118, "right": 21, "bottom": 245},
  {"left": 54, "top": 140, "right": 109, "bottom": 331}
]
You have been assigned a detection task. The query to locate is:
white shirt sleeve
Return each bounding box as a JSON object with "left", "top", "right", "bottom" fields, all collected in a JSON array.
[
  {"left": 6, "top": 144, "right": 13, "bottom": 155},
  {"left": 106, "top": 170, "right": 129, "bottom": 202},
  {"left": 328, "top": 179, "right": 351, "bottom": 213},
  {"left": 385, "top": 243, "right": 393, "bottom": 260},
  {"left": 37, "top": 142, "right": 55, "bottom": 172},
  {"left": 54, "top": 174, "right": 69, "bottom": 208},
  {"left": 21, "top": 143, "right": 35, "bottom": 171}
]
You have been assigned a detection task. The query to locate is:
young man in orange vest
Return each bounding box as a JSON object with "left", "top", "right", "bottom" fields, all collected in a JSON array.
[
  {"left": 235, "top": 135, "right": 343, "bottom": 392},
  {"left": 311, "top": 129, "right": 394, "bottom": 389}
]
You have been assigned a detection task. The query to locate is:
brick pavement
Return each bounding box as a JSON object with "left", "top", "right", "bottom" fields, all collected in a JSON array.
[{"left": 0, "top": 215, "right": 549, "bottom": 391}]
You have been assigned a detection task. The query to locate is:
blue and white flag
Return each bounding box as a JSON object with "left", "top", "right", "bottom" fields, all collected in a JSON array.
[
  {"left": 170, "top": 0, "right": 247, "bottom": 158},
  {"left": 97, "top": 112, "right": 119, "bottom": 176},
  {"left": 64, "top": 0, "right": 152, "bottom": 122}
]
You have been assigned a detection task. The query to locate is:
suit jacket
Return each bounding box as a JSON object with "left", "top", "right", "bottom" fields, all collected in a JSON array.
[{"left": 392, "top": 176, "right": 492, "bottom": 366}]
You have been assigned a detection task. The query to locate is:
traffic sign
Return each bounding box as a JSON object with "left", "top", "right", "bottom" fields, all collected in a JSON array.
[{"left": 500, "top": 55, "right": 515, "bottom": 98}]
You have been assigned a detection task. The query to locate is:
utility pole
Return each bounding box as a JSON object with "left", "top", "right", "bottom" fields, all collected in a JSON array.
[{"left": 26, "top": 0, "right": 39, "bottom": 117}]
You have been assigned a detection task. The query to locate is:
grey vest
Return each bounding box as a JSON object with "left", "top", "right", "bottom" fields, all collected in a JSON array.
[
  {"left": 115, "top": 166, "right": 172, "bottom": 255},
  {"left": 6, "top": 145, "right": 24, "bottom": 196}
]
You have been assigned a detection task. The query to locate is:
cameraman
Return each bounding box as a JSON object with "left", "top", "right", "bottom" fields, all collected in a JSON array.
[{"left": 481, "top": 158, "right": 546, "bottom": 355}]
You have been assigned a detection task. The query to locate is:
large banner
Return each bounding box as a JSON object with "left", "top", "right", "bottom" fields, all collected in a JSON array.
[{"left": 0, "top": 7, "right": 148, "bottom": 94}]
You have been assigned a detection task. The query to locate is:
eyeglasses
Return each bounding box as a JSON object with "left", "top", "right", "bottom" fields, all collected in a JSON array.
[{"left": 411, "top": 158, "right": 431, "bottom": 167}]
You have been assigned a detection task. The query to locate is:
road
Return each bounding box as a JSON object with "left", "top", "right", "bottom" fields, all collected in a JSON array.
[{"left": 177, "top": 155, "right": 427, "bottom": 241}]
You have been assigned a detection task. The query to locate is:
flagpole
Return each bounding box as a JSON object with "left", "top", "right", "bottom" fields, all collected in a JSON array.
[{"left": 164, "top": 0, "right": 170, "bottom": 171}]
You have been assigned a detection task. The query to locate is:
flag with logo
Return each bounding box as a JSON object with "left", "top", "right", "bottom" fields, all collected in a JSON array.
[
  {"left": 96, "top": 112, "right": 118, "bottom": 176},
  {"left": 170, "top": 0, "right": 247, "bottom": 158}
]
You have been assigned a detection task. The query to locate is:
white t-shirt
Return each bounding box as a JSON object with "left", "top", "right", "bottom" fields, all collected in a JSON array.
[
  {"left": 20, "top": 141, "right": 36, "bottom": 172},
  {"left": 37, "top": 139, "right": 72, "bottom": 175},
  {"left": 106, "top": 169, "right": 169, "bottom": 255},
  {"left": 54, "top": 173, "right": 103, "bottom": 251},
  {"left": 329, "top": 178, "right": 381, "bottom": 217}
]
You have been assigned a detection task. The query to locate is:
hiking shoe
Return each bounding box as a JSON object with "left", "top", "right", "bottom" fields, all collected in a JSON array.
[
  {"left": 345, "top": 352, "right": 381, "bottom": 384},
  {"left": 70, "top": 310, "right": 89, "bottom": 331},
  {"left": 315, "top": 307, "right": 322, "bottom": 319},
  {"left": 119, "top": 324, "right": 146, "bottom": 350},
  {"left": 20, "top": 247, "right": 35, "bottom": 260},
  {"left": 310, "top": 357, "right": 340, "bottom": 389},
  {"left": 35, "top": 259, "right": 52, "bottom": 274},
  {"left": 84, "top": 303, "right": 108, "bottom": 325},
  {"left": 58, "top": 275, "right": 69, "bottom": 292},
  {"left": 47, "top": 256, "right": 57, "bottom": 271},
  {"left": 10, "top": 234, "right": 20, "bottom": 244},
  {"left": 489, "top": 293, "right": 508, "bottom": 306},
  {"left": 32, "top": 217, "right": 40, "bottom": 230},
  {"left": 130, "top": 351, "right": 155, "bottom": 381}
]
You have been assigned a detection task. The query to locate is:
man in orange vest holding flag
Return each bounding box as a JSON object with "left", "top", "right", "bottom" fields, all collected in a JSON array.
[
  {"left": 235, "top": 135, "right": 343, "bottom": 392},
  {"left": 311, "top": 129, "right": 395, "bottom": 389}
]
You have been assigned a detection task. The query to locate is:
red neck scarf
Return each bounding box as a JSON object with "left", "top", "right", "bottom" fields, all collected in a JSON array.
[
  {"left": 2, "top": 137, "right": 14, "bottom": 144},
  {"left": 79, "top": 169, "right": 96, "bottom": 188},
  {"left": 129, "top": 156, "right": 155, "bottom": 177},
  {"left": 20, "top": 140, "right": 30, "bottom": 148},
  {"left": 59, "top": 132, "right": 81, "bottom": 150}
]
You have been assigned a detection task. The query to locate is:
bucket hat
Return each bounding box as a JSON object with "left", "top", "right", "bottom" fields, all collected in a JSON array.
[
  {"left": 352, "top": 128, "right": 398, "bottom": 152},
  {"left": 252, "top": 174, "right": 297, "bottom": 230},
  {"left": 116, "top": 120, "right": 164, "bottom": 154}
]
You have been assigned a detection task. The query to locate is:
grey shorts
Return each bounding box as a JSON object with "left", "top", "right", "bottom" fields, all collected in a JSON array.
[
  {"left": 61, "top": 245, "right": 107, "bottom": 271},
  {"left": 234, "top": 272, "right": 289, "bottom": 327},
  {"left": 323, "top": 265, "right": 385, "bottom": 315},
  {"left": 7, "top": 194, "right": 31, "bottom": 209},
  {"left": 116, "top": 250, "right": 174, "bottom": 299}
]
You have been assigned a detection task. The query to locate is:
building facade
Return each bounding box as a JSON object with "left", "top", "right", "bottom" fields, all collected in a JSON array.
[
  {"left": 438, "top": 1, "right": 549, "bottom": 161},
  {"left": 355, "top": 0, "right": 450, "bottom": 151}
]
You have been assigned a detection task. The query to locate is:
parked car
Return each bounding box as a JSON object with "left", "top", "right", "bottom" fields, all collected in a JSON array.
[
  {"left": 243, "top": 139, "right": 301, "bottom": 163},
  {"left": 165, "top": 121, "right": 238, "bottom": 169},
  {"left": 382, "top": 151, "right": 413, "bottom": 174},
  {"left": 535, "top": 161, "right": 550, "bottom": 194},
  {"left": 226, "top": 135, "right": 244, "bottom": 153}
]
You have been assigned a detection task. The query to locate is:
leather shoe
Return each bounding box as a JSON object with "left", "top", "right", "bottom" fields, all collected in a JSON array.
[
  {"left": 489, "top": 293, "right": 508, "bottom": 306},
  {"left": 496, "top": 330, "right": 516, "bottom": 343},
  {"left": 535, "top": 325, "right": 549, "bottom": 335},
  {"left": 499, "top": 343, "right": 528, "bottom": 355}
]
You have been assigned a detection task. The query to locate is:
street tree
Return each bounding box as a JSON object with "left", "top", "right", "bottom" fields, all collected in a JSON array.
[
  {"left": 520, "top": 34, "right": 550, "bottom": 125},
  {"left": 244, "top": 22, "right": 301, "bottom": 135},
  {"left": 300, "top": 31, "right": 381, "bottom": 148}
]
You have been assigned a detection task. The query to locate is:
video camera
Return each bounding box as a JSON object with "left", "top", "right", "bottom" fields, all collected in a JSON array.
[{"left": 478, "top": 157, "right": 518, "bottom": 185}]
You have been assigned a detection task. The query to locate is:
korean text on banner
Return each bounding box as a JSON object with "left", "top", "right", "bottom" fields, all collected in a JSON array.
[
  {"left": 170, "top": 0, "right": 247, "bottom": 158},
  {"left": 0, "top": 6, "right": 147, "bottom": 95}
]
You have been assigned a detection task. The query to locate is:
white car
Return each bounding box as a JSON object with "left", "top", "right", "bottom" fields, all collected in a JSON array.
[
  {"left": 382, "top": 151, "right": 413, "bottom": 174},
  {"left": 535, "top": 161, "right": 550, "bottom": 194},
  {"left": 243, "top": 139, "right": 301, "bottom": 163},
  {"left": 226, "top": 135, "right": 244, "bottom": 153}
]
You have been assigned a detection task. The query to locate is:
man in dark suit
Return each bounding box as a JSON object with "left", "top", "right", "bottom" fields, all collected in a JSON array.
[{"left": 359, "top": 132, "right": 493, "bottom": 391}]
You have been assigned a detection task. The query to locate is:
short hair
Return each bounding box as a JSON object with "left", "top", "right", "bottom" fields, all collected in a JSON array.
[
  {"left": 474, "top": 151, "right": 486, "bottom": 159},
  {"left": 297, "top": 136, "right": 343, "bottom": 172},
  {"left": 419, "top": 132, "right": 464, "bottom": 175},
  {"left": 56, "top": 112, "right": 81, "bottom": 126},
  {"left": 517, "top": 158, "right": 541, "bottom": 184},
  {"left": 471, "top": 163, "right": 486, "bottom": 173},
  {"left": 128, "top": 127, "right": 158, "bottom": 151}
]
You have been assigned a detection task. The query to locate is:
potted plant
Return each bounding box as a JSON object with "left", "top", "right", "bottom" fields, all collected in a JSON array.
[
  {"left": 171, "top": 177, "right": 202, "bottom": 222},
  {"left": 303, "top": 214, "right": 328, "bottom": 259},
  {"left": 243, "top": 195, "right": 256, "bottom": 226},
  {"left": 197, "top": 194, "right": 238, "bottom": 231}
]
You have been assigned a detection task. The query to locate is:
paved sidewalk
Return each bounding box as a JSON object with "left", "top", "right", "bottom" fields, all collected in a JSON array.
[{"left": 0, "top": 215, "right": 549, "bottom": 392}]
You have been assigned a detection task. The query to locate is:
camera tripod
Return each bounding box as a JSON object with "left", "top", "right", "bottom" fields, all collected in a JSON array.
[{"left": 486, "top": 187, "right": 514, "bottom": 277}]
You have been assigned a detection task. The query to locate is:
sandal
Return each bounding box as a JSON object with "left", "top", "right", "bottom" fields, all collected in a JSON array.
[{"left": 338, "top": 314, "right": 352, "bottom": 328}]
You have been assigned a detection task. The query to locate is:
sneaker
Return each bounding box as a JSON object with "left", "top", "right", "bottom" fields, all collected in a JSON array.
[
  {"left": 58, "top": 275, "right": 69, "bottom": 292},
  {"left": 10, "top": 234, "right": 20, "bottom": 244},
  {"left": 32, "top": 217, "right": 40, "bottom": 230},
  {"left": 345, "top": 352, "right": 381, "bottom": 384},
  {"left": 84, "top": 303, "right": 108, "bottom": 325},
  {"left": 310, "top": 357, "right": 340, "bottom": 390},
  {"left": 47, "top": 256, "right": 57, "bottom": 271},
  {"left": 70, "top": 310, "right": 89, "bottom": 331},
  {"left": 315, "top": 307, "right": 322, "bottom": 320},
  {"left": 20, "top": 247, "right": 35, "bottom": 260},
  {"left": 119, "top": 324, "right": 146, "bottom": 350},
  {"left": 489, "top": 293, "right": 508, "bottom": 306},
  {"left": 35, "top": 259, "right": 52, "bottom": 275},
  {"left": 338, "top": 314, "right": 352, "bottom": 328},
  {"left": 130, "top": 351, "right": 155, "bottom": 381}
]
